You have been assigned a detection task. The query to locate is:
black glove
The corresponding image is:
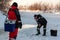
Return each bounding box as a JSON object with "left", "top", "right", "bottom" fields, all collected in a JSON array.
[
  {"left": 17, "top": 22, "right": 22, "bottom": 29},
  {"left": 16, "top": 21, "right": 22, "bottom": 29},
  {"left": 19, "top": 22, "right": 22, "bottom": 29}
]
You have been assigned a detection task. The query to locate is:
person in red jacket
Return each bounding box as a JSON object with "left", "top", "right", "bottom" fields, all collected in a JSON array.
[{"left": 8, "top": 2, "right": 22, "bottom": 40}]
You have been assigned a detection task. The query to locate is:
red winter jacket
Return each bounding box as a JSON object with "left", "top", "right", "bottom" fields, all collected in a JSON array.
[{"left": 8, "top": 6, "right": 17, "bottom": 20}]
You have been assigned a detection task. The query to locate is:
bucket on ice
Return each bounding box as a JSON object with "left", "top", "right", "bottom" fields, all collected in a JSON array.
[{"left": 50, "top": 29, "right": 57, "bottom": 36}]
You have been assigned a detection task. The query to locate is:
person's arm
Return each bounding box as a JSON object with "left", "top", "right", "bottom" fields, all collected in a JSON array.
[
  {"left": 14, "top": 9, "right": 21, "bottom": 21},
  {"left": 14, "top": 9, "right": 22, "bottom": 29}
]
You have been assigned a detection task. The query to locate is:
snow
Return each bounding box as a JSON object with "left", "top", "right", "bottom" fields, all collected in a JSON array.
[
  {"left": 0, "top": 11, "right": 60, "bottom": 40},
  {"left": 0, "top": 11, "right": 6, "bottom": 29}
]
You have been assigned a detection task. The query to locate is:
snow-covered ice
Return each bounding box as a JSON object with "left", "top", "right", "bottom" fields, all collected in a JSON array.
[{"left": 0, "top": 11, "right": 60, "bottom": 40}]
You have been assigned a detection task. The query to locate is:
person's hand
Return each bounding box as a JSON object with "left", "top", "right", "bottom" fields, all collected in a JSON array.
[
  {"left": 19, "top": 22, "right": 22, "bottom": 29},
  {"left": 18, "top": 21, "right": 22, "bottom": 29}
]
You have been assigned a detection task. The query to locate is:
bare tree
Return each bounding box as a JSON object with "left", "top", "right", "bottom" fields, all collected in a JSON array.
[{"left": 0, "top": 0, "right": 12, "bottom": 12}]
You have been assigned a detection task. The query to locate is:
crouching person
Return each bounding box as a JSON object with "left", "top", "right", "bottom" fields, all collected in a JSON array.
[
  {"left": 8, "top": 2, "right": 22, "bottom": 40},
  {"left": 34, "top": 14, "right": 47, "bottom": 36}
]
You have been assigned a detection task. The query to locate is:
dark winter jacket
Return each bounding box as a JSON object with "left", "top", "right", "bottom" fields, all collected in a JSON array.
[
  {"left": 8, "top": 6, "right": 22, "bottom": 28},
  {"left": 36, "top": 14, "right": 47, "bottom": 25},
  {"left": 37, "top": 17, "right": 47, "bottom": 25}
]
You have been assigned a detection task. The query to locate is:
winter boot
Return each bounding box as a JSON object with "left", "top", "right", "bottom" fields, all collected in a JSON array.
[
  {"left": 42, "top": 29, "right": 46, "bottom": 36},
  {"left": 36, "top": 28, "right": 40, "bottom": 35}
]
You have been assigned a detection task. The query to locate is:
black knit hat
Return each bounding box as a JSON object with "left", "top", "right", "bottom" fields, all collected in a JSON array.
[
  {"left": 34, "top": 14, "right": 42, "bottom": 19},
  {"left": 12, "top": 2, "right": 18, "bottom": 7},
  {"left": 34, "top": 14, "right": 37, "bottom": 17}
]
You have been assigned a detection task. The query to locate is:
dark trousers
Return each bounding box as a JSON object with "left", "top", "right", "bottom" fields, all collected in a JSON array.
[{"left": 37, "top": 23, "right": 47, "bottom": 35}]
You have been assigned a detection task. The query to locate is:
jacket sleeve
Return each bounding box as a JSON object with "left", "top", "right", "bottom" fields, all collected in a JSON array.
[
  {"left": 14, "top": 9, "right": 22, "bottom": 29},
  {"left": 14, "top": 9, "right": 21, "bottom": 22}
]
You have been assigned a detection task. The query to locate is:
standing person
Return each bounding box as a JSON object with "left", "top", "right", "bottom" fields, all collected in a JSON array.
[
  {"left": 34, "top": 14, "right": 47, "bottom": 36},
  {"left": 8, "top": 2, "right": 22, "bottom": 40}
]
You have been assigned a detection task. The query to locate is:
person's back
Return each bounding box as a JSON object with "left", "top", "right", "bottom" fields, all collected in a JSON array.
[
  {"left": 8, "top": 6, "right": 17, "bottom": 20},
  {"left": 38, "top": 17, "right": 47, "bottom": 25},
  {"left": 36, "top": 14, "right": 47, "bottom": 25}
]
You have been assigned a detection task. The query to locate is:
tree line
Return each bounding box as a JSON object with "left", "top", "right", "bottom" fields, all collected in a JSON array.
[{"left": 0, "top": 0, "right": 60, "bottom": 12}]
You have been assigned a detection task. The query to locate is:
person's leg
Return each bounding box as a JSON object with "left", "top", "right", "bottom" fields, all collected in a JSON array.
[
  {"left": 43, "top": 24, "right": 47, "bottom": 36},
  {"left": 36, "top": 24, "right": 42, "bottom": 35},
  {"left": 9, "top": 28, "right": 18, "bottom": 40}
]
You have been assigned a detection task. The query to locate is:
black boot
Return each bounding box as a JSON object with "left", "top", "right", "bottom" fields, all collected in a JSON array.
[
  {"left": 13, "top": 36, "right": 17, "bottom": 40},
  {"left": 43, "top": 29, "right": 46, "bottom": 36},
  {"left": 36, "top": 28, "right": 40, "bottom": 35}
]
